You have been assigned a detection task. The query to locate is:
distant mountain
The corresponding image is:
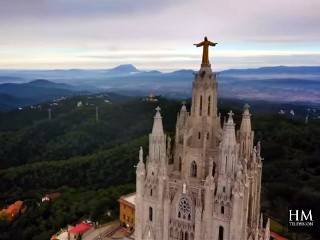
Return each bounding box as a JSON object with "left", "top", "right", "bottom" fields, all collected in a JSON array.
[
  {"left": 106, "top": 64, "right": 140, "bottom": 74},
  {"left": 0, "top": 80, "right": 83, "bottom": 111},
  {"left": 0, "top": 80, "right": 76, "bottom": 97},
  {"left": 220, "top": 66, "right": 320, "bottom": 75},
  {"left": 165, "top": 69, "right": 195, "bottom": 76},
  {"left": 0, "top": 65, "right": 319, "bottom": 104},
  {"left": 28, "top": 79, "right": 75, "bottom": 90}
]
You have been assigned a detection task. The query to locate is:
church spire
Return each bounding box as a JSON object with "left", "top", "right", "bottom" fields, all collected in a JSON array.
[
  {"left": 151, "top": 106, "right": 164, "bottom": 136},
  {"left": 219, "top": 111, "right": 238, "bottom": 175},
  {"left": 240, "top": 104, "right": 252, "bottom": 134},
  {"left": 222, "top": 111, "right": 236, "bottom": 145},
  {"left": 137, "top": 146, "right": 145, "bottom": 173},
  {"left": 181, "top": 101, "right": 187, "bottom": 112},
  {"left": 149, "top": 106, "right": 166, "bottom": 163},
  {"left": 239, "top": 104, "right": 254, "bottom": 160}
]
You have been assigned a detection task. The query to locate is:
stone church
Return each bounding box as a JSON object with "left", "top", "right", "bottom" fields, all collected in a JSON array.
[{"left": 135, "top": 37, "right": 270, "bottom": 240}]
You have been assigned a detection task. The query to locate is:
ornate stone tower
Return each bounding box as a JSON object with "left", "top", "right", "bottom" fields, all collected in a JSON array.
[{"left": 135, "top": 37, "right": 270, "bottom": 240}]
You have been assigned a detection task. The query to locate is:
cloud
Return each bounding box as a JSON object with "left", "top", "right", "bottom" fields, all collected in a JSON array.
[
  {"left": 0, "top": 0, "right": 183, "bottom": 19},
  {"left": 0, "top": 0, "right": 320, "bottom": 69}
]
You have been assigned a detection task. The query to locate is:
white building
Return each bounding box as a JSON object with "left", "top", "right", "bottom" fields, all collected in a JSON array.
[{"left": 135, "top": 38, "right": 270, "bottom": 240}]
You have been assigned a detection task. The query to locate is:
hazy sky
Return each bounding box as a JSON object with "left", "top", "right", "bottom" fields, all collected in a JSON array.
[{"left": 0, "top": 0, "right": 320, "bottom": 70}]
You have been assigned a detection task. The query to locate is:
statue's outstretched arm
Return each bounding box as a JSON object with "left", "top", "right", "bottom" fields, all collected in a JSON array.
[
  {"left": 209, "top": 41, "right": 218, "bottom": 46},
  {"left": 194, "top": 41, "right": 204, "bottom": 47}
]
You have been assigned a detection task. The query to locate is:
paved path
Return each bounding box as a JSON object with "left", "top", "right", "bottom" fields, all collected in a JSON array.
[{"left": 83, "top": 221, "right": 119, "bottom": 240}]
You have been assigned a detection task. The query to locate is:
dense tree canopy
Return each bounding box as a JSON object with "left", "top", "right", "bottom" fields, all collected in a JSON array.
[{"left": 0, "top": 94, "right": 319, "bottom": 239}]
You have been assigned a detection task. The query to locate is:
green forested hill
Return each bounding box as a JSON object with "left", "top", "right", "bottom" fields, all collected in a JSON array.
[
  {"left": 0, "top": 94, "right": 319, "bottom": 239},
  {"left": 0, "top": 94, "right": 180, "bottom": 168}
]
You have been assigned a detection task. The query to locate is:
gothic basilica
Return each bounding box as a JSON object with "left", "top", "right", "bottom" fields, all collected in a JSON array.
[{"left": 135, "top": 37, "right": 270, "bottom": 240}]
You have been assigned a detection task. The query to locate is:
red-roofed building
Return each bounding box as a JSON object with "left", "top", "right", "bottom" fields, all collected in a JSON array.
[
  {"left": 68, "top": 222, "right": 93, "bottom": 240},
  {"left": 270, "top": 231, "right": 288, "bottom": 240},
  {"left": 0, "top": 200, "right": 25, "bottom": 222}
]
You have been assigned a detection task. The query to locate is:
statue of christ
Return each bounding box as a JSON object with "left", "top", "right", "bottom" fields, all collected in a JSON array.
[{"left": 194, "top": 36, "right": 217, "bottom": 65}]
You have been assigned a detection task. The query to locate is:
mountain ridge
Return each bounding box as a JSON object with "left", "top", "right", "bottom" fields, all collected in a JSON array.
[{"left": 0, "top": 65, "right": 319, "bottom": 108}]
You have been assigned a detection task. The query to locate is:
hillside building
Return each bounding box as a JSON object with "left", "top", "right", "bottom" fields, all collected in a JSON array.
[{"left": 119, "top": 193, "right": 136, "bottom": 231}]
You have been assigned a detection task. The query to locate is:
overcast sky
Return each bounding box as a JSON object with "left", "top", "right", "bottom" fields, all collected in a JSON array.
[{"left": 0, "top": 0, "right": 319, "bottom": 70}]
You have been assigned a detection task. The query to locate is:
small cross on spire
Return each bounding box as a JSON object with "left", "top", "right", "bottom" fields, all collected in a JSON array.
[
  {"left": 155, "top": 106, "right": 161, "bottom": 112},
  {"left": 244, "top": 103, "right": 250, "bottom": 110},
  {"left": 227, "top": 110, "right": 234, "bottom": 123}
]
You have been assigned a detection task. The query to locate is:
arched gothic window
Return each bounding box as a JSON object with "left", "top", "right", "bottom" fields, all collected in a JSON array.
[
  {"left": 208, "top": 96, "right": 211, "bottom": 116},
  {"left": 185, "top": 232, "right": 189, "bottom": 240},
  {"left": 178, "top": 196, "right": 192, "bottom": 221},
  {"left": 179, "top": 157, "right": 182, "bottom": 171},
  {"left": 219, "top": 226, "right": 224, "bottom": 240},
  {"left": 193, "top": 96, "right": 196, "bottom": 114},
  {"left": 149, "top": 206, "right": 153, "bottom": 222},
  {"left": 212, "top": 162, "right": 216, "bottom": 177},
  {"left": 150, "top": 188, "right": 153, "bottom": 196},
  {"left": 199, "top": 96, "right": 202, "bottom": 116},
  {"left": 191, "top": 161, "right": 197, "bottom": 177},
  {"left": 221, "top": 206, "right": 224, "bottom": 214}
]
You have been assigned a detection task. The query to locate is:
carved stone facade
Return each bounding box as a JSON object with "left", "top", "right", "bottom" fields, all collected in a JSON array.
[{"left": 135, "top": 41, "right": 270, "bottom": 240}]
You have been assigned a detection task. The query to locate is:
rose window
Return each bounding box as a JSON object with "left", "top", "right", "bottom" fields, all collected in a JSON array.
[{"left": 178, "top": 197, "right": 192, "bottom": 220}]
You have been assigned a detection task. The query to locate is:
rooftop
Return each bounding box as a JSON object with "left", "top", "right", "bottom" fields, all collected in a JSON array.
[
  {"left": 119, "top": 192, "right": 136, "bottom": 207},
  {"left": 69, "top": 222, "right": 92, "bottom": 235}
]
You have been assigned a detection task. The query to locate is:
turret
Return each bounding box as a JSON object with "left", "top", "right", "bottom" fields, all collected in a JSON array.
[
  {"left": 176, "top": 102, "right": 189, "bottom": 132},
  {"left": 179, "top": 102, "right": 188, "bottom": 126},
  {"left": 149, "top": 106, "right": 166, "bottom": 164},
  {"left": 135, "top": 146, "right": 146, "bottom": 240},
  {"left": 239, "top": 104, "right": 254, "bottom": 161},
  {"left": 136, "top": 146, "right": 146, "bottom": 196},
  {"left": 259, "top": 213, "right": 264, "bottom": 230},
  {"left": 137, "top": 146, "right": 146, "bottom": 178},
  {"left": 190, "top": 66, "right": 217, "bottom": 120},
  {"left": 151, "top": 106, "right": 164, "bottom": 136},
  {"left": 219, "top": 111, "right": 238, "bottom": 176},
  {"left": 188, "top": 39, "right": 219, "bottom": 149},
  {"left": 240, "top": 104, "right": 251, "bottom": 133},
  {"left": 263, "top": 218, "right": 270, "bottom": 240}
]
